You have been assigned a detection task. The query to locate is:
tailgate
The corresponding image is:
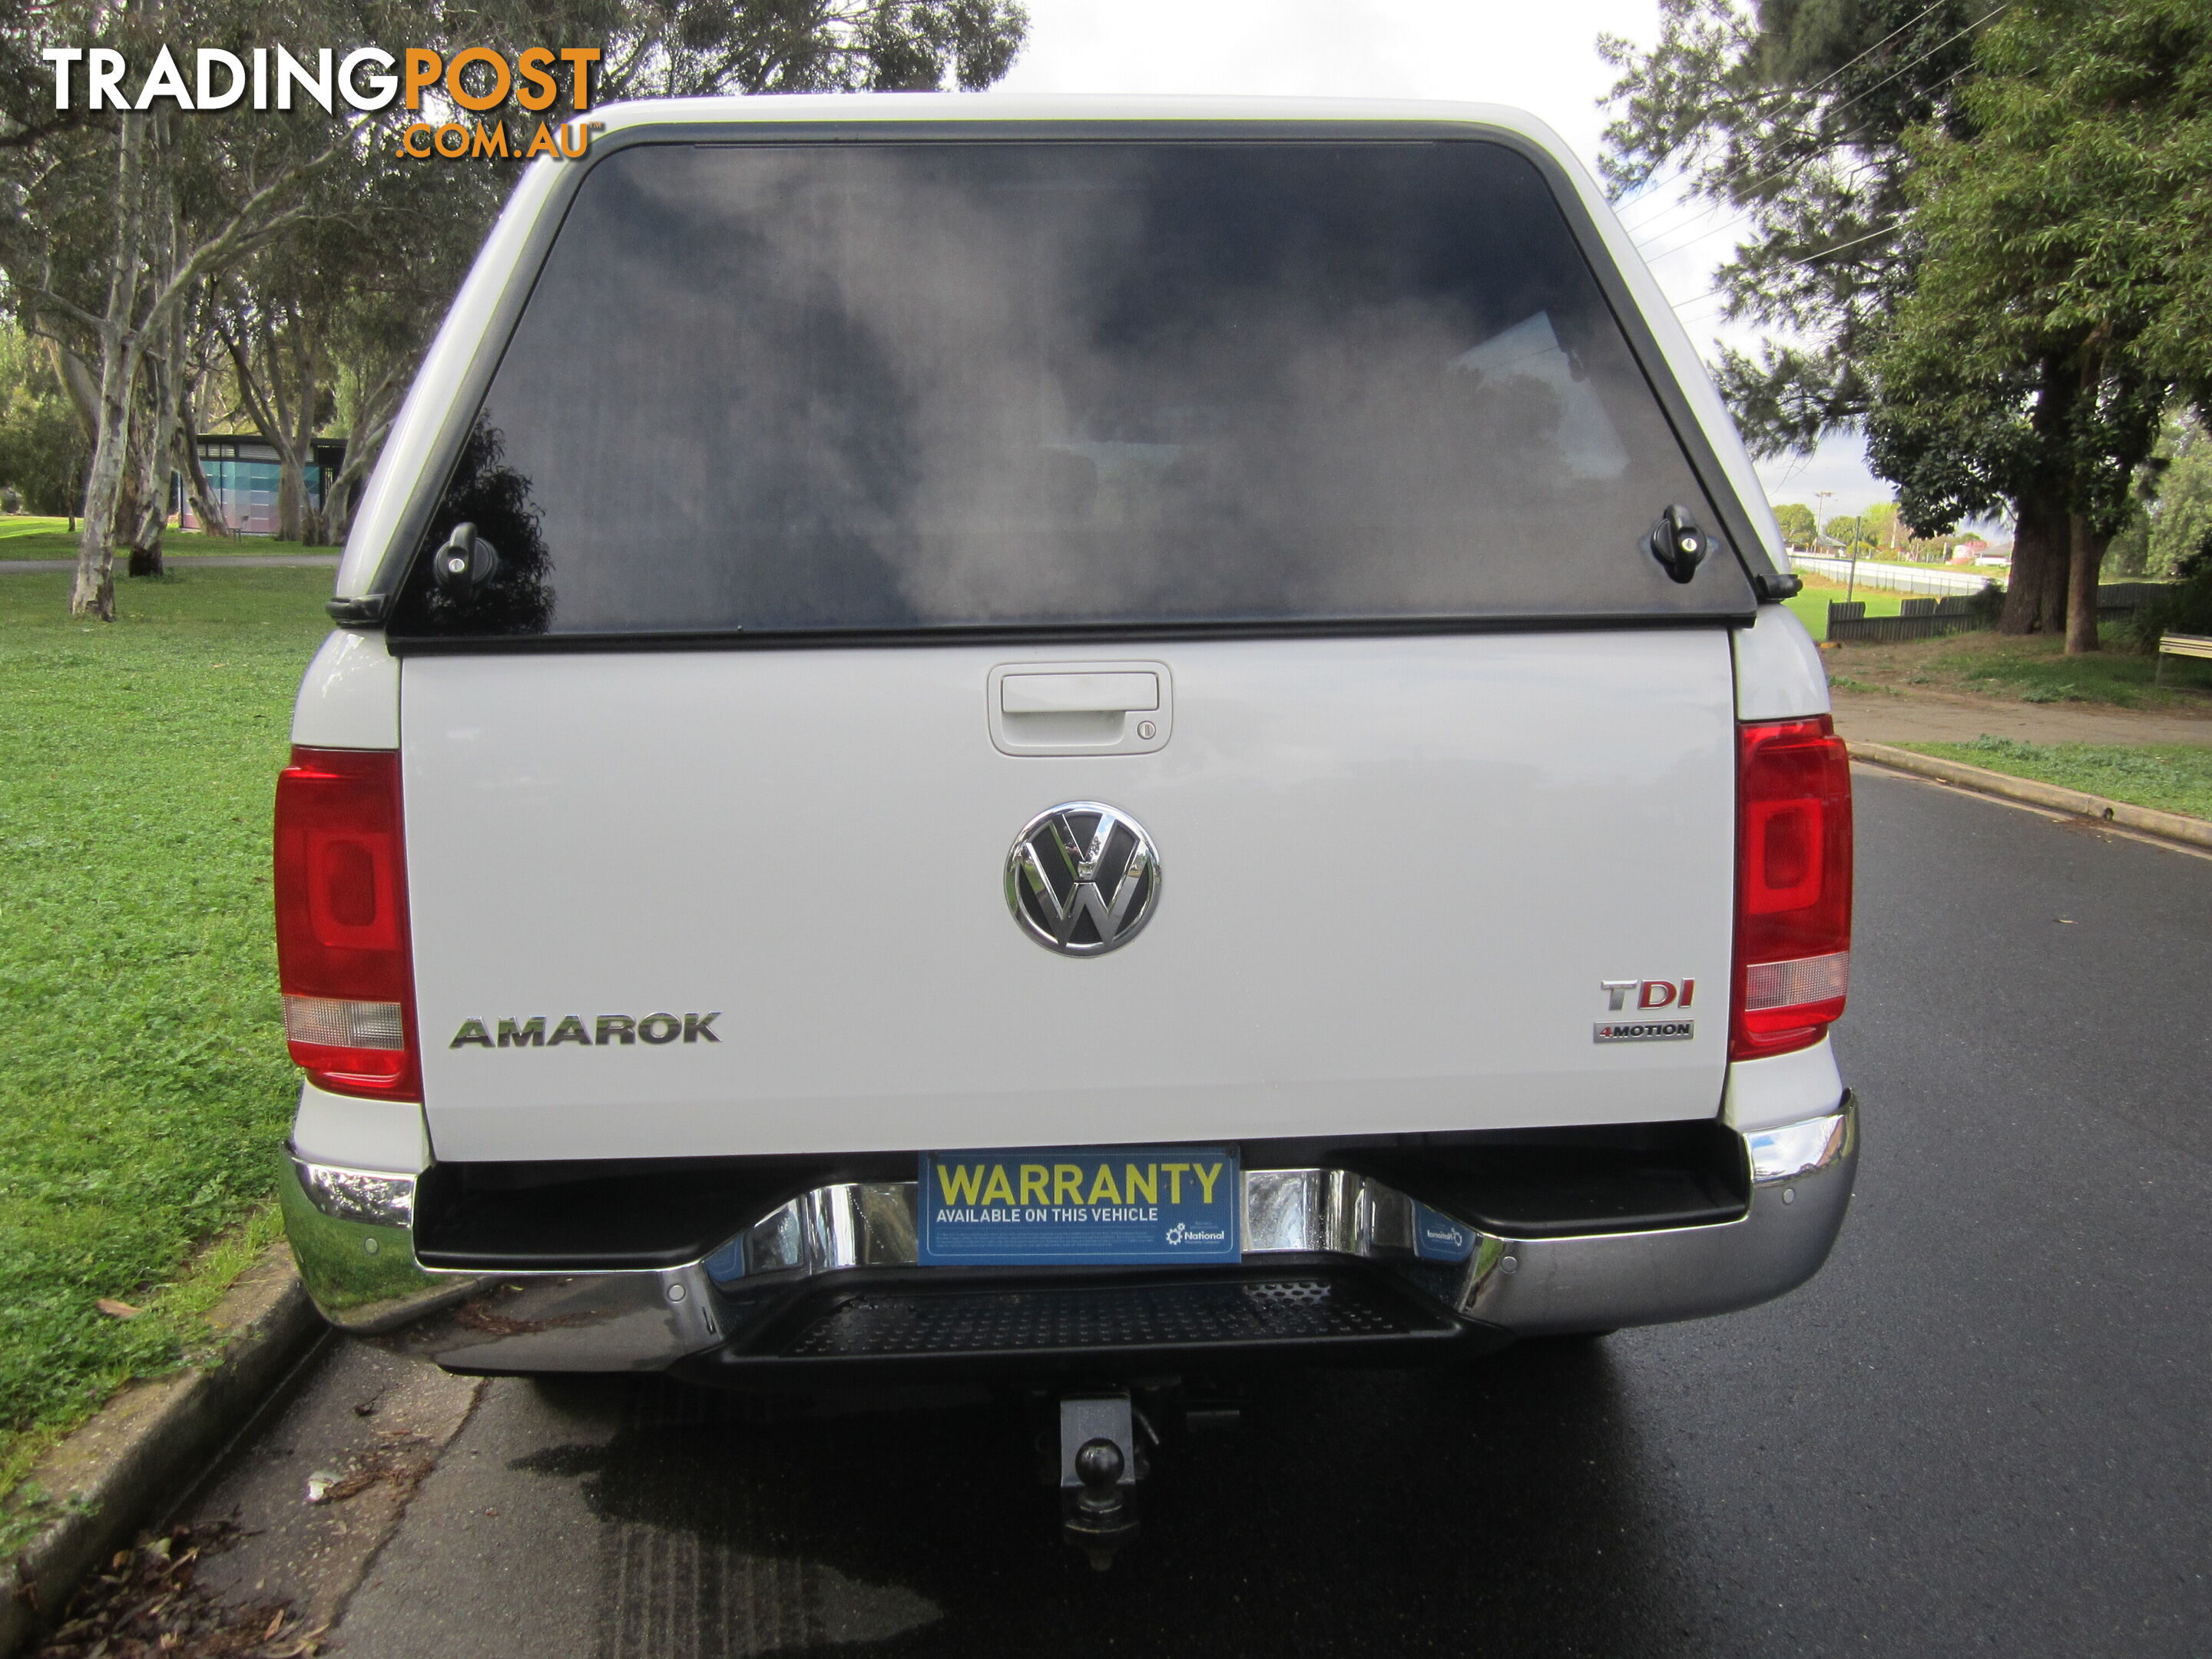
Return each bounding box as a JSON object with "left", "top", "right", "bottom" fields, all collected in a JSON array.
[{"left": 405, "top": 630, "right": 1735, "bottom": 1162}]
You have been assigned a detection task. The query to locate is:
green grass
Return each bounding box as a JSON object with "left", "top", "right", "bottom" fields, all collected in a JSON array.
[
  {"left": 1928, "top": 628, "right": 2212, "bottom": 707},
  {"left": 0, "top": 515, "right": 327, "bottom": 561},
  {"left": 0, "top": 566, "right": 333, "bottom": 1524},
  {"left": 1820, "top": 624, "right": 2212, "bottom": 706},
  {"left": 1784, "top": 579, "right": 1906, "bottom": 641},
  {"left": 1826, "top": 674, "right": 1901, "bottom": 696},
  {"left": 1906, "top": 736, "right": 2212, "bottom": 821}
]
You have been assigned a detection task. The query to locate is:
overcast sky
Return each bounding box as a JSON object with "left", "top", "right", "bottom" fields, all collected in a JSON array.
[{"left": 996, "top": 0, "right": 1893, "bottom": 516}]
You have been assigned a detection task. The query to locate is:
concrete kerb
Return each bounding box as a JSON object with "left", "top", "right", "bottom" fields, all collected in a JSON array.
[
  {"left": 1852, "top": 740, "right": 2212, "bottom": 852},
  {"left": 0, "top": 1243, "right": 324, "bottom": 1657}
]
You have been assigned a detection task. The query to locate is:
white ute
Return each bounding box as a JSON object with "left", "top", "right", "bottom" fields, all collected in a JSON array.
[{"left": 274, "top": 95, "right": 1856, "bottom": 1562}]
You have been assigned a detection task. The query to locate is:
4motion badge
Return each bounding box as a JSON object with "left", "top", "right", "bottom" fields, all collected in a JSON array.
[
  {"left": 1595, "top": 977, "right": 1695, "bottom": 1043},
  {"left": 1006, "top": 803, "right": 1161, "bottom": 956}
]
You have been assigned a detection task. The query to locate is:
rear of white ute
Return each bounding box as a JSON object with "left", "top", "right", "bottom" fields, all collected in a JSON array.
[{"left": 278, "top": 98, "right": 1853, "bottom": 1426}]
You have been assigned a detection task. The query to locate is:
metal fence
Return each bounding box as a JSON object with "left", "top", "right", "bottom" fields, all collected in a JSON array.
[{"left": 1793, "top": 556, "right": 1995, "bottom": 597}]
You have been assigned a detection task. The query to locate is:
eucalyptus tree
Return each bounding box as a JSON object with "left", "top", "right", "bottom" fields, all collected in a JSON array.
[
  {"left": 254, "top": 0, "right": 1031, "bottom": 551},
  {"left": 0, "top": 0, "right": 398, "bottom": 614},
  {"left": 0, "top": 0, "right": 1030, "bottom": 612},
  {"left": 1866, "top": 0, "right": 2212, "bottom": 651}
]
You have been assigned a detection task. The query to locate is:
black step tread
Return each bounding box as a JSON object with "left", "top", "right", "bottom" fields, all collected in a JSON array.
[{"left": 783, "top": 1276, "right": 1438, "bottom": 1359}]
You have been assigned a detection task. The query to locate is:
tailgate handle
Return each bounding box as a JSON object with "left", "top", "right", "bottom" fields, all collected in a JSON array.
[{"left": 1000, "top": 672, "right": 1159, "bottom": 715}]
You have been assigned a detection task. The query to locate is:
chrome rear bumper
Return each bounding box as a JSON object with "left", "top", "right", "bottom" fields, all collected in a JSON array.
[{"left": 282, "top": 1098, "right": 1856, "bottom": 1375}]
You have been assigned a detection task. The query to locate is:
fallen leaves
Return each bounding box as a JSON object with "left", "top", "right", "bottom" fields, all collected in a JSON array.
[
  {"left": 94, "top": 1299, "right": 144, "bottom": 1320},
  {"left": 34, "top": 1524, "right": 325, "bottom": 1658}
]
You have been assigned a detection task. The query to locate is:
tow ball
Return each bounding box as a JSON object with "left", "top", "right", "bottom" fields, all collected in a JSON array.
[{"left": 1057, "top": 1393, "right": 1144, "bottom": 1570}]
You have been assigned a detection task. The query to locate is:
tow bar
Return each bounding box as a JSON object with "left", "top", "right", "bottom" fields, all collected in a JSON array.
[{"left": 1055, "top": 1392, "right": 1144, "bottom": 1570}]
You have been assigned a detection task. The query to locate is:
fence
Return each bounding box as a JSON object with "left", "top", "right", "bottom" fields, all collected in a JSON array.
[
  {"left": 1793, "top": 556, "right": 1994, "bottom": 597},
  {"left": 2093, "top": 582, "right": 2172, "bottom": 622},
  {"left": 1826, "top": 597, "right": 1988, "bottom": 644},
  {"left": 1827, "top": 583, "right": 2171, "bottom": 644}
]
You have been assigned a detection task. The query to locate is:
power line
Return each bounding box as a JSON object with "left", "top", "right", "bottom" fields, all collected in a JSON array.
[
  {"left": 1667, "top": 220, "right": 1906, "bottom": 328},
  {"left": 1617, "top": 0, "right": 1954, "bottom": 235},
  {"left": 1627, "top": 3, "right": 2007, "bottom": 263},
  {"left": 1631, "top": 4, "right": 2004, "bottom": 256}
]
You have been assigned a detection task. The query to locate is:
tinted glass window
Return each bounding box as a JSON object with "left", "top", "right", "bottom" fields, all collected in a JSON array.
[{"left": 389, "top": 141, "right": 1752, "bottom": 639}]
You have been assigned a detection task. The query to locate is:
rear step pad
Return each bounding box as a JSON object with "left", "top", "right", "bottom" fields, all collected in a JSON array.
[{"left": 779, "top": 1276, "right": 1452, "bottom": 1360}]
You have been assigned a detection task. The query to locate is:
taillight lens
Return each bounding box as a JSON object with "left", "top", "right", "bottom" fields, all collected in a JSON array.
[
  {"left": 273, "top": 747, "right": 419, "bottom": 1099},
  {"left": 1733, "top": 716, "right": 1853, "bottom": 1059}
]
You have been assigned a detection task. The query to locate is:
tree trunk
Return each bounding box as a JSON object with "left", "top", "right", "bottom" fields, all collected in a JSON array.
[
  {"left": 2041, "top": 518, "right": 2071, "bottom": 635},
  {"left": 2002, "top": 489, "right": 2062, "bottom": 634},
  {"left": 320, "top": 360, "right": 412, "bottom": 546},
  {"left": 276, "top": 449, "right": 304, "bottom": 542},
  {"left": 73, "top": 366, "right": 135, "bottom": 620},
  {"left": 43, "top": 336, "right": 99, "bottom": 445},
  {"left": 71, "top": 113, "right": 149, "bottom": 619},
  {"left": 227, "top": 298, "right": 320, "bottom": 545},
  {"left": 2065, "top": 512, "right": 2106, "bottom": 655},
  {"left": 126, "top": 342, "right": 182, "bottom": 578},
  {"left": 181, "top": 422, "right": 224, "bottom": 534},
  {"left": 2002, "top": 355, "right": 2076, "bottom": 636},
  {"left": 177, "top": 356, "right": 228, "bottom": 535},
  {"left": 292, "top": 333, "right": 326, "bottom": 545}
]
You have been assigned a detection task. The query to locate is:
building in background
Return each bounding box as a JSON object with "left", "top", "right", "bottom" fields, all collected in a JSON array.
[{"left": 180, "top": 434, "right": 346, "bottom": 535}]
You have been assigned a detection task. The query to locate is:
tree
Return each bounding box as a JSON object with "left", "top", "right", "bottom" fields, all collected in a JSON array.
[
  {"left": 2144, "top": 414, "right": 2212, "bottom": 577},
  {"left": 1822, "top": 514, "right": 1879, "bottom": 556},
  {"left": 0, "top": 0, "right": 388, "bottom": 613},
  {"left": 1600, "top": 0, "right": 1992, "bottom": 456},
  {"left": 0, "top": 0, "right": 1032, "bottom": 612},
  {"left": 1773, "top": 501, "right": 1816, "bottom": 545},
  {"left": 0, "top": 323, "right": 86, "bottom": 512},
  {"left": 1867, "top": 0, "right": 2212, "bottom": 652},
  {"left": 223, "top": 0, "right": 1035, "bottom": 552}
]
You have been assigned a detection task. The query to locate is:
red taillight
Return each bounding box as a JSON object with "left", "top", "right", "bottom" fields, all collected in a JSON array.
[
  {"left": 1732, "top": 716, "right": 1853, "bottom": 1060},
  {"left": 274, "top": 747, "right": 419, "bottom": 1099}
]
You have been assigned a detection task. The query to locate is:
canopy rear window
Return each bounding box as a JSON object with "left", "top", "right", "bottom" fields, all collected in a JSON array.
[{"left": 388, "top": 139, "right": 1756, "bottom": 641}]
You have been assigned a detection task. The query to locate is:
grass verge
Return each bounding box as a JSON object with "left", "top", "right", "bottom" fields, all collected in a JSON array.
[
  {"left": 1902, "top": 736, "right": 2212, "bottom": 821},
  {"left": 0, "top": 566, "right": 331, "bottom": 1528},
  {"left": 1783, "top": 577, "right": 1906, "bottom": 641},
  {"left": 0, "top": 515, "right": 325, "bottom": 561},
  {"left": 1822, "top": 625, "right": 2212, "bottom": 707}
]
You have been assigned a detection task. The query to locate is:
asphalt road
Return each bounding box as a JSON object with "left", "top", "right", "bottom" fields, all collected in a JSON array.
[{"left": 179, "top": 767, "right": 2212, "bottom": 1657}]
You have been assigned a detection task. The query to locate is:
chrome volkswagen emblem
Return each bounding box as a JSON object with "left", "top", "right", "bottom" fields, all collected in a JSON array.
[{"left": 1005, "top": 803, "right": 1161, "bottom": 956}]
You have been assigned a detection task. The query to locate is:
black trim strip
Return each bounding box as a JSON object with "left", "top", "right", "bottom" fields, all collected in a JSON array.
[{"left": 385, "top": 608, "right": 1749, "bottom": 657}]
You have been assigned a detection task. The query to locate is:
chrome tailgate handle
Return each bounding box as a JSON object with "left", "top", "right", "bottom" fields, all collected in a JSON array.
[{"left": 988, "top": 661, "right": 1173, "bottom": 757}]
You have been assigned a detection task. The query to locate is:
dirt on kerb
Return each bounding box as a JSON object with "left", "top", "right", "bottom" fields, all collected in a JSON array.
[{"left": 33, "top": 1524, "right": 323, "bottom": 1659}]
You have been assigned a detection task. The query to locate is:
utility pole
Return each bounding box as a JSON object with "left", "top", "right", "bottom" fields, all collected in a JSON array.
[
  {"left": 1847, "top": 510, "right": 1863, "bottom": 603},
  {"left": 1815, "top": 491, "right": 1833, "bottom": 564}
]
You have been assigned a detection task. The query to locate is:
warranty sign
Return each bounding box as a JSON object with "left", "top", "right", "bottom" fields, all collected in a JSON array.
[{"left": 916, "top": 1146, "right": 1241, "bottom": 1267}]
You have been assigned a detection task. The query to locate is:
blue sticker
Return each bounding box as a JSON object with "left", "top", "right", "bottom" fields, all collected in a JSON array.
[
  {"left": 702, "top": 1237, "right": 747, "bottom": 1284},
  {"left": 1412, "top": 1203, "right": 1476, "bottom": 1263},
  {"left": 917, "top": 1146, "right": 1240, "bottom": 1267}
]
